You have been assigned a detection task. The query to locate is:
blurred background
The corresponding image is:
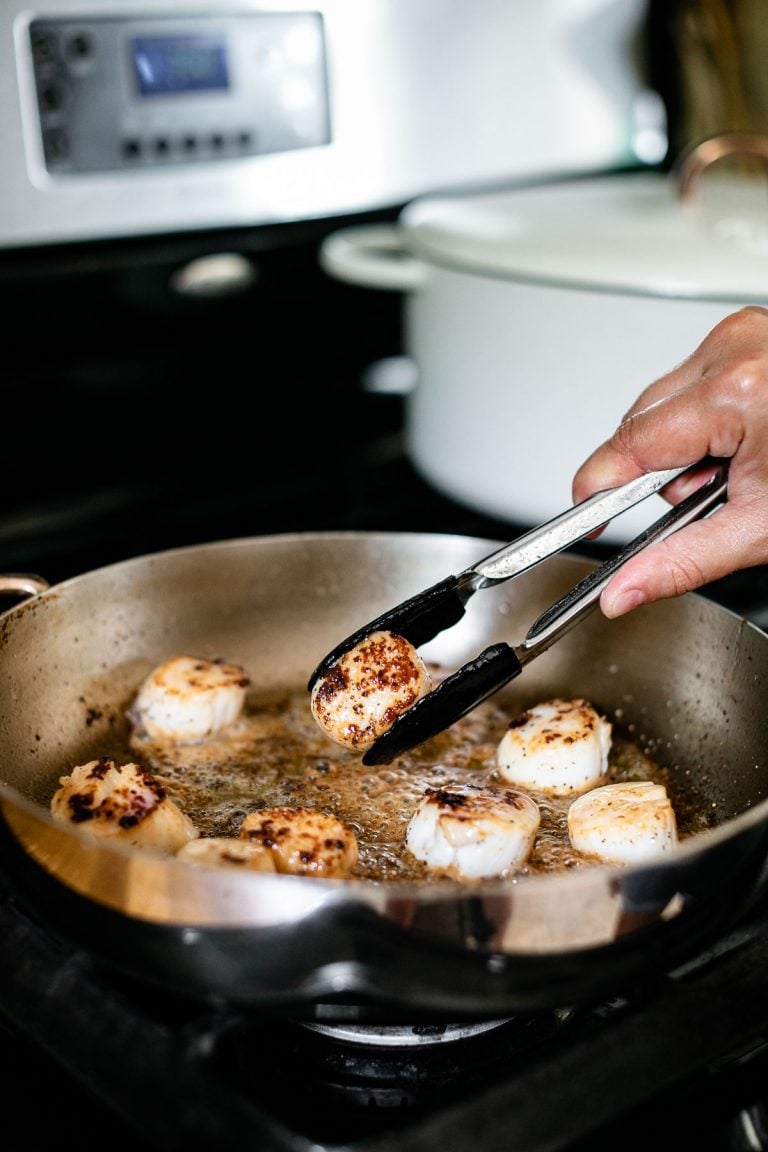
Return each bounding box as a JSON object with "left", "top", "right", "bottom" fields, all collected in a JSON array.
[
  {"left": 650, "top": 0, "right": 768, "bottom": 154},
  {"left": 1, "top": 0, "right": 768, "bottom": 591}
]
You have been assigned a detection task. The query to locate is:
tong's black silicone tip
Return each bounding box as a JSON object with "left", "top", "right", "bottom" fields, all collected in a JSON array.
[
  {"left": 361, "top": 643, "right": 523, "bottom": 765},
  {"left": 307, "top": 574, "right": 472, "bottom": 690}
]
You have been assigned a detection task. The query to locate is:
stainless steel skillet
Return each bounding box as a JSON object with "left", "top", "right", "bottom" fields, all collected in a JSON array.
[{"left": 0, "top": 530, "right": 766, "bottom": 1016}]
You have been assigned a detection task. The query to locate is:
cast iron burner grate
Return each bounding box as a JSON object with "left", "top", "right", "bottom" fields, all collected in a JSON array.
[{"left": 227, "top": 1014, "right": 572, "bottom": 1126}]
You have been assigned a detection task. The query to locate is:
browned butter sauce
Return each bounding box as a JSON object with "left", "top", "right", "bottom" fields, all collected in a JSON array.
[{"left": 128, "top": 677, "right": 712, "bottom": 885}]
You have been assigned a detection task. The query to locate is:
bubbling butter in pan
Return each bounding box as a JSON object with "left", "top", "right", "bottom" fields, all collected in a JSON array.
[{"left": 115, "top": 655, "right": 711, "bottom": 884}]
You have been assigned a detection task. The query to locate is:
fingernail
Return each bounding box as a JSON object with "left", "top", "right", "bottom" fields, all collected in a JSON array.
[{"left": 603, "top": 588, "right": 647, "bottom": 619}]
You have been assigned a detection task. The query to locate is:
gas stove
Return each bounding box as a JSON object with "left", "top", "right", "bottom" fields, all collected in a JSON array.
[
  {"left": 1, "top": 422, "right": 768, "bottom": 1151},
  {"left": 2, "top": 217, "right": 768, "bottom": 1152}
]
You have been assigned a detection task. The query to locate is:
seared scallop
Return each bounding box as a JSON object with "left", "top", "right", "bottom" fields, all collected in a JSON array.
[
  {"left": 496, "top": 697, "right": 612, "bottom": 797},
  {"left": 404, "top": 783, "right": 541, "bottom": 880},
  {"left": 310, "top": 629, "right": 432, "bottom": 752},
  {"left": 240, "top": 806, "right": 359, "bottom": 878},
  {"left": 50, "top": 758, "right": 198, "bottom": 854},
  {"left": 131, "top": 654, "right": 250, "bottom": 742},
  {"left": 176, "top": 837, "right": 277, "bottom": 871},
  {"left": 567, "top": 780, "right": 678, "bottom": 866}
]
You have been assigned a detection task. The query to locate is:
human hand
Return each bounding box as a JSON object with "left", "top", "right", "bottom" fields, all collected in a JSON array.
[{"left": 572, "top": 306, "right": 768, "bottom": 617}]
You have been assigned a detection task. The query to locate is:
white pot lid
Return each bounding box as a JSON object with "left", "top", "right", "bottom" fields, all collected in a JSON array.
[{"left": 399, "top": 169, "right": 768, "bottom": 302}]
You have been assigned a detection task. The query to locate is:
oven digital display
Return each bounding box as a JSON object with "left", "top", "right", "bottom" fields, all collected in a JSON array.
[{"left": 132, "top": 35, "right": 229, "bottom": 96}]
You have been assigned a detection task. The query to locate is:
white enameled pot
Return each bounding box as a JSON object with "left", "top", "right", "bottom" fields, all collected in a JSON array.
[{"left": 321, "top": 135, "right": 768, "bottom": 542}]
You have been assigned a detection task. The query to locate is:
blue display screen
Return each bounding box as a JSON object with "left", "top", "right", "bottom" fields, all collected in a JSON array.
[{"left": 132, "top": 35, "right": 229, "bottom": 96}]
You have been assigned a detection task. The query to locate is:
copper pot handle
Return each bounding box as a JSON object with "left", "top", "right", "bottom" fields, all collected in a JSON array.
[{"left": 676, "top": 132, "right": 768, "bottom": 202}]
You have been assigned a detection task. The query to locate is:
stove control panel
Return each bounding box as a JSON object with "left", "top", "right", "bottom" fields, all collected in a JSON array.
[{"left": 27, "top": 12, "right": 330, "bottom": 174}]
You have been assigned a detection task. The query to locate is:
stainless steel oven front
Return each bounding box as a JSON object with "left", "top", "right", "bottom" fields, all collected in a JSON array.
[{"left": 2, "top": 0, "right": 658, "bottom": 249}]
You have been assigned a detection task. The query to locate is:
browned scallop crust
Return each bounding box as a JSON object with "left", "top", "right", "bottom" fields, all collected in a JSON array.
[
  {"left": 310, "top": 630, "right": 432, "bottom": 750},
  {"left": 240, "top": 806, "right": 359, "bottom": 877},
  {"left": 50, "top": 757, "right": 198, "bottom": 853}
]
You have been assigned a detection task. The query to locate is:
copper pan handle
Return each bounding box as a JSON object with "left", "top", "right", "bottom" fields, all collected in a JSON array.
[{"left": 676, "top": 132, "right": 768, "bottom": 202}]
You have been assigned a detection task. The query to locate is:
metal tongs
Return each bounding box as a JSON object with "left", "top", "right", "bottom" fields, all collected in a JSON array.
[{"left": 308, "top": 458, "right": 729, "bottom": 765}]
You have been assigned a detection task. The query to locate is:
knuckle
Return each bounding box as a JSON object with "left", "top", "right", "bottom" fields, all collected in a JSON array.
[
  {"left": 659, "top": 543, "right": 707, "bottom": 598},
  {"left": 610, "top": 416, "right": 643, "bottom": 460}
]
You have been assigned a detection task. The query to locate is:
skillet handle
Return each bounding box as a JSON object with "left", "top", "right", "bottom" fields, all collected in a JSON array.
[{"left": 0, "top": 573, "right": 50, "bottom": 615}]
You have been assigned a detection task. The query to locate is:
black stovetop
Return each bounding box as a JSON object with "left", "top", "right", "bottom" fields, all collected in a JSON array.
[{"left": 1, "top": 852, "right": 767, "bottom": 1152}]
